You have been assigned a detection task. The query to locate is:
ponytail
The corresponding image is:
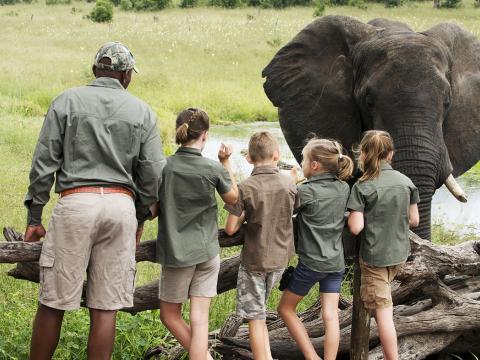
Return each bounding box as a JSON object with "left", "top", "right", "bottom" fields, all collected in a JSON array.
[
  {"left": 357, "top": 130, "right": 394, "bottom": 182},
  {"left": 302, "top": 138, "right": 353, "bottom": 181},
  {"left": 175, "top": 108, "right": 210, "bottom": 145}
]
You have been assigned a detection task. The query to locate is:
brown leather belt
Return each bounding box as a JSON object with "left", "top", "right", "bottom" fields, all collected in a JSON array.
[{"left": 60, "top": 186, "right": 134, "bottom": 198}]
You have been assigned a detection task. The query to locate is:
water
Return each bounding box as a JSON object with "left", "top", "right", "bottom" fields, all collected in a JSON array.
[{"left": 202, "top": 121, "right": 480, "bottom": 234}]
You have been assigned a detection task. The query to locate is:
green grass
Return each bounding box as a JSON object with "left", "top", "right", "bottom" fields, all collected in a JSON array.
[{"left": 2, "top": 2, "right": 480, "bottom": 358}]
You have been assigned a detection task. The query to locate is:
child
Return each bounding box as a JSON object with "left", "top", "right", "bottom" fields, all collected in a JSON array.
[
  {"left": 277, "top": 138, "right": 354, "bottom": 360},
  {"left": 224, "top": 131, "right": 297, "bottom": 360},
  {"left": 347, "top": 130, "right": 420, "bottom": 360},
  {"left": 156, "top": 108, "right": 238, "bottom": 360}
]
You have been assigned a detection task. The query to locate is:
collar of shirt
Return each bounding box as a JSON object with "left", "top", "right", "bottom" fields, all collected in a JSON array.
[
  {"left": 304, "top": 172, "right": 337, "bottom": 183},
  {"left": 251, "top": 165, "right": 279, "bottom": 176},
  {"left": 380, "top": 161, "right": 393, "bottom": 171},
  {"left": 88, "top": 77, "right": 125, "bottom": 90},
  {"left": 176, "top": 146, "right": 202, "bottom": 156}
]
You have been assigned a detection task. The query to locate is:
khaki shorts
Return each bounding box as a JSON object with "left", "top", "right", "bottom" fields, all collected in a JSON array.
[
  {"left": 159, "top": 255, "right": 220, "bottom": 303},
  {"left": 39, "top": 193, "right": 137, "bottom": 311},
  {"left": 359, "top": 258, "right": 404, "bottom": 310},
  {"left": 236, "top": 264, "right": 283, "bottom": 320}
]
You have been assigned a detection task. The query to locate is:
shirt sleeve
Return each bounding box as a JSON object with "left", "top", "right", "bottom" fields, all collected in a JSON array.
[
  {"left": 224, "top": 186, "right": 244, "bottom": 217},
  {"left": 24, "top": 100, "right": 65, "bottom": 225},
  {"left": 293, "top": 184, "right": 307, "bottom": 214},
  {"left": 134, "top": 109, "right": 166, "bottom": 224},
  {"left": 409, "top": 181, "right": 420, "bottom": 204},
  {"left": 347, "top": 182, "right": 365, "bottom": 212},
  {"left": 216, "top": 163, "right": 232, "bottom": 195}
]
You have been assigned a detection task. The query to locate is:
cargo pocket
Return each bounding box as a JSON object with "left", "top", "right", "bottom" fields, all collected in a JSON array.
[
  {"left": 39, "top": 251, "right": 55, "bottom": 300},
  {"left": 360, "top": 280, "right": 376, "bottom": 307}
]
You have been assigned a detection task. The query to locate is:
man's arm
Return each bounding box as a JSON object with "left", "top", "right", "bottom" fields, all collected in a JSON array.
[
  {"left": 24, "top": 101, "right": 65, "bottom": 242},
  {"left": 134, "top": 112, "right": 165, "bottom": 225}
]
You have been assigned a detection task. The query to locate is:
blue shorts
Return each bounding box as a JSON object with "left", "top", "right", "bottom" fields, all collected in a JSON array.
[{"left": 287, "top": 262, "right": 344, "bottom": 296}]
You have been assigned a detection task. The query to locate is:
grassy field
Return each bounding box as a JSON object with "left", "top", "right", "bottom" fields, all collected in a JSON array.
[{"left": 1, "top": 1, "right": 480, "bottom": 359}]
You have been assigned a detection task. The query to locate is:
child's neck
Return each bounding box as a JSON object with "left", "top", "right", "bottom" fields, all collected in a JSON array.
[
  {"left": 182, "top": 139, "right": 204, "bottom": 152},
  {"left": 253, "top": 160, "right": 278, "bottom": 167}
]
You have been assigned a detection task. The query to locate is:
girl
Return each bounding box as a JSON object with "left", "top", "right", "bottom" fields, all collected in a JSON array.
[
  {"left": 277, "top": 138, "right": 354, "bottom": 360},
  {"left": 348, "top": 130, "right": 419, "bottom": 360},
  {"left": 156, "top": 108, "right": 238, "bottom": 360}
]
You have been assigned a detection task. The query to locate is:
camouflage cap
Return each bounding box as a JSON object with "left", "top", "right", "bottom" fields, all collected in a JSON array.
[{"left": 94, "top": 41, "right": 138, "bottom": 73}]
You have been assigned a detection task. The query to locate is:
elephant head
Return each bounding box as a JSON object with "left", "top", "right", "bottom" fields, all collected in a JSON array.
[{"left": 262, "top": 15, "right": 480, "bottom": 240}]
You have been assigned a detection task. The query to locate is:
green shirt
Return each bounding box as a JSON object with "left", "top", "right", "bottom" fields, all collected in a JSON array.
[
  {"left": 24, "top": 77, "right": 165, "bottom": 224},
  {"left": 296, "top": 173, "right": 350, "bottom": 273},
  {"left": 156, "top": 147, "right": 232, "bottom": 267},
  {"left": 347, "top": 162, "right": 420, "bottom": 267}
]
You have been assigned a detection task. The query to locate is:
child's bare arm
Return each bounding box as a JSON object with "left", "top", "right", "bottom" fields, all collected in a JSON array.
[
  {"left": 224, "top": 211, "right": 245, "bottom": 236},
  {"left": 149, "top": 202, "right": 159, "bottom": 220},
  {"left": 218, "top": 143, "right": 239, "bottom": 205},
  {"left": 348, "top": 210, "right": 364, "bottom": 235},
  {"left": 408, "top": 203, "right": 419, "bottom": 228}
]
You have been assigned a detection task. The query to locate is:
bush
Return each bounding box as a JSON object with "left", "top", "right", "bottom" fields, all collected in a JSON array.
[
  {"left": 120, "top": 0, "right": 132, "bottom": 8},
  {"left": 313, "top": 0, "right": 325, "bottom": 15},
  {"left": 475, "top": 0, "right": 480, "bottom": 7},
  {"left": 45, "top": 0, "right": 71, "bottom": 4},
  {"left": 132, "top": 0, "right": 170, "bottom": 10},
  {"left": 180, "top": 0, "right": 197, "bottom": 7},
  {"left": 255, "top": 0, "right": 311, "bottom": 8},
  {"left": 439, "top": 0, "right": 461, "bottom": 7},
  {"left": 328, "top": 0, "right": 348, "bottom": 5},
  {"left": 385, "top": 0, "right": 401, "bottom": 7},
  {"left": 349, "top": 0, "right": 366, "bottom": 8},
  {"left": 209, "top": 0, "right": 242, "bottom": 7},
  {"left": 0, "top": 0, "right": 20, "bottom": 5},
  {"left": 88, "top": 0, "right": 113, "bottom": 22}
]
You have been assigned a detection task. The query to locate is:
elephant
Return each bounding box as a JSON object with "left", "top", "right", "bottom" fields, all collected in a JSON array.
[{"left": 262, "top": 15, "right": 480, "bottom": 240}]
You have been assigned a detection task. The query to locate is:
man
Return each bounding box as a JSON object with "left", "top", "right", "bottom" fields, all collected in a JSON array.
[{"left": 24, "top": 42, "right": 165, "bottom": 360}]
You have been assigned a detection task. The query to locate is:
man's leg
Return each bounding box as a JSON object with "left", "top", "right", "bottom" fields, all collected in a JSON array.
[
  {"left": 87, "top": 309, "right": 117, "bottom": 360},
  {"left": 30, "top": 304, "right": 65, "bottom": 360},
  {"left": 375, "top": 307, "right": 398, "bottom": 360},
  {"left": 321, "top": 293, "right": 340, "bottom": 360},
  {"left": 277, "top": 290, "right": 320, "bottom": 360},
  {"left": 248, "top": 319, "right": 269, "bottom": 360}
]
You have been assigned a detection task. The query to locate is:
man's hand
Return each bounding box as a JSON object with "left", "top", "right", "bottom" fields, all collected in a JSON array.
[
  {"left": 24, "top": 224, "right": 46, "bottom": 242},
  {"left": 218, "top": 143, "right": 233, "bottom": 163},
  {"left": 136, "top": 224, "right": 144, "bottom": 246}
]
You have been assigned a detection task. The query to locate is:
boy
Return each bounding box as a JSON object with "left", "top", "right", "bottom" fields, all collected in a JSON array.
[{"left": 224, "top": 131, "right": 297, "bottom": 360}]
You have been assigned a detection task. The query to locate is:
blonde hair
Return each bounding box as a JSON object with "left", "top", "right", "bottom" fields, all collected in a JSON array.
[
  {"left": 303, "top": 138, "right": 354, "bottom": 181},
  {"left": 175, "top": 108, "right": 210, "bottom": 145},
  {"left": 248, "top": 131, "right": 279, "bottom": 162},
  {"left": 357, "top": 130, "right": 394, "bottom": 182}
]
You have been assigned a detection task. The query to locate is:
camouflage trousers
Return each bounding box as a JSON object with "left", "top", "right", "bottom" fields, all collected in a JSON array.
[{"left": 236, "top": 264, "right": 284, "bottom": 320}]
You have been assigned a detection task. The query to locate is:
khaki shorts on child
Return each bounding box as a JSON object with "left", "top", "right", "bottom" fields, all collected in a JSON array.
[
  {"left": 159, "top": 255, "right": 220, "bottom": 303},
  {"left": 359, "top": 258, "right": 405, "bottom": 310},
  {"left": 236, "top": 264, "right": 283, "bottom": 320}
]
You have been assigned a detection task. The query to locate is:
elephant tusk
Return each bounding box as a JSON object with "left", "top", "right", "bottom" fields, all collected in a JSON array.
[{"left": 444, "top": 174, "right": 468, "bottom": 203}]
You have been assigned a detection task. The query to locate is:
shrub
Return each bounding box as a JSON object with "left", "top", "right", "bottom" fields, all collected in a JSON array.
[
  {"left": 120, "top": 0, "right": 132, "bottom": 8},
  {"left": 180, "top": 0, "right": 197, "bottom": 7},
  {"left": 313, "top": 0, "right": 325, "bottom": 15},
  {"left": 385, "top": 0, "right": 401, "bottom": 7},
  {"left": 439, "top": 0, "right": 461, "bottom": 7},
  {"left": 328, "top": 0, "right": 348, "bottom": 5},
  {"left": 45, "top": 0, "right": 72, "bottom": 4},
  {"left": 209, "top": 0, "right": 242, "bottom": 7},
  {"left": 349, "top": 0, "right": 366, "bottom": 8},
  {"left": 110, "top": 0, "right": 121, "bottom": 5},
  {"left": 88, "top": 0, "right": 113, "bottom": 22},
  {"left": 132, "top": 0, "right": 170, "bottom": 10},
  {"left": 475, "top": 0, "right": 480, "bottom": 7},
  {"left": 0, "top": 0, "right": 20, "bottom": 5}
]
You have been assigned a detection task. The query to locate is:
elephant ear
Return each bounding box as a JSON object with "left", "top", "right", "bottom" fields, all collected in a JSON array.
[
  {"left": 425, "top": 23, "right": 480, "bottom": 177},
  {"left": 262, "top": 16, "right": 378, "bottom": 163}
]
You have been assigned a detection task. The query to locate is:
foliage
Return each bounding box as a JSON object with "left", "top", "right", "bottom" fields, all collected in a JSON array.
[
  {"left": 209, "top": 0, "right": 243, "bottom": 8},
  {"left": 349, "top": 0, "right": 367, "bottom": 9},
  {"left": 132, "top": 0, "right": 171, "bottom": 11},
  {"left": 475, "top": 0, "right": 480, "bottom": 7},
  {"left": 45, "top": 0, "right": 71, "bottom": 4},
  {"left": 119, "top": 0, "right": 132, "bottom": 8},
  {"left": 180, "top": 0, "right": 197, "bottom": 8},
  {"left": 439, "top": 0, "right": 462, "bottom": 7},
  {"left": 313, "top": 0, "right": 325, "bottom": 15},
  {"left": 385, "top": 0, "right": 402, "bottom": 7},
  {"left": 328, "top": 0, "right": 348, "bottom": 6},
  {"left": 0, "top": 0, "right": 20, "bottom": 5},
  {"left": 87, "top": 0, "right": 113, "bottom": 22}
]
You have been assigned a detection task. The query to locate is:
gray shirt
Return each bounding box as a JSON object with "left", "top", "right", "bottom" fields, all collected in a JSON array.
[
  {"left": 347, "top": 162, "right": 420, "bottom": 267},
  {"left": 25, "top": 77, "right": 165, "bottom": 224},
  {"left": 296, "top": 173, "right": 350, "bottom": 273}
]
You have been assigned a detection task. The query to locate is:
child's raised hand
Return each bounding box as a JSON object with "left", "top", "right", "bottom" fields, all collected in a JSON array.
[
  {"left": 290, "top": 167, "right": 299, "bottom": 184},
  {"left": 218, "top": 143, "right": 233, "bottom": 163}
]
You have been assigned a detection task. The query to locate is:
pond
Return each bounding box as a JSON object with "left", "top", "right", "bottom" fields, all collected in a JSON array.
[{"left": 203, "top": 122, "right": 480, "bottom": 235}]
